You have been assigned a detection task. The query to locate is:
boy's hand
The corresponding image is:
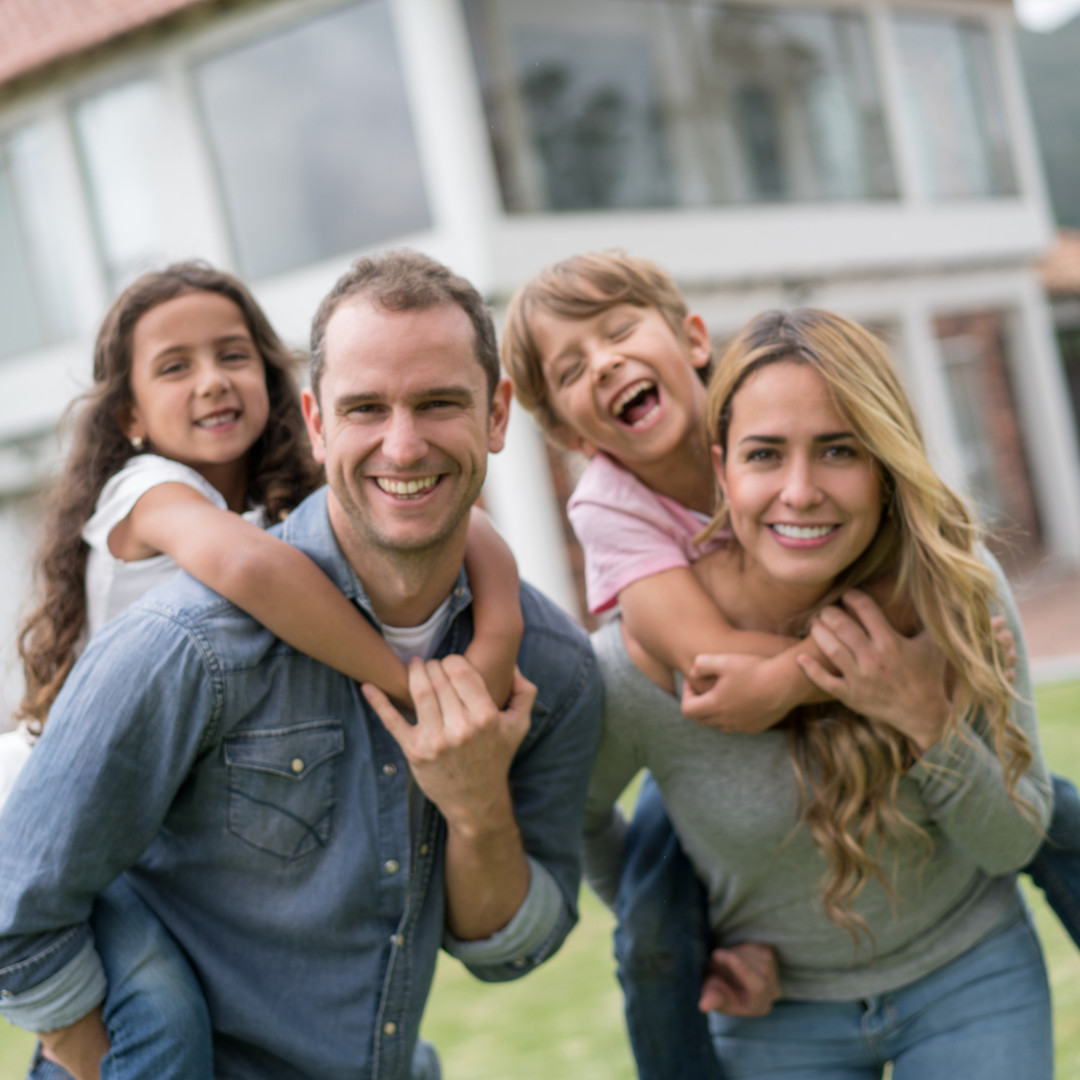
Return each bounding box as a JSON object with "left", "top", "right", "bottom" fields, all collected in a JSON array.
[
  {"left": 992, "top": 615, "right": 1017, "bottom": 683},
  {"left": 698, "top": 943, "right": 780, "bottom": 1016},
  {"left": 681, "top": 654, "right": 792, "bottom": 733}
]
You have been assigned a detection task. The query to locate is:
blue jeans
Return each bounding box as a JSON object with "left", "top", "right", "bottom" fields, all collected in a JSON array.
[
  {"left": 28, "top": 877, "right": 212, "bottom": 1080},
  {"left": 617, "top": 772, "right": 1077, "bottom": 1080},
  {"left": 708, "top": 904, "right": 1051, "bottom": 1079}
]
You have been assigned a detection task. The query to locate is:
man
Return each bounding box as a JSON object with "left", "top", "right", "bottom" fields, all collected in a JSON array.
[{"left": 0, "top": 251, "right": 602, "bottom": 1079}]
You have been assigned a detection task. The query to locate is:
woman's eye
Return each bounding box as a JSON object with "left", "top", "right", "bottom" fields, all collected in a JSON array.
[
  {"left": 824, "top": 444, "right": 858, "bottom": 461},
  {"left": 222, "top": 351, "right": 252, "bottom": 363},
  {"left": 745, "top": 448, "right": 778, "bottom": 463},
  {"left": 159, "top": 361, "right": 185, "bottom": 376}
]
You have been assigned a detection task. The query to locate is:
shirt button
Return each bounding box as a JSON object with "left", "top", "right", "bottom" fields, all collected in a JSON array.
[
  {"left": 382, "top": 762, "right": 397, "bottom": 778},
  {"left": 418, "top": 844, "right": 429, "bottom": 857},
  {"left": 0, "top": 990, "right": 11, "bottom": 999},
  {"left": 453, "top": 586, "right": 466, "bottom": 598},
  {"left": 290, "top": 758, "right": 304, "bottom": 774},
  {"left": 384, "top": 859, "right": 400, "bottom": 875},
  {"left": 512, "top": 958, "right": 526, "bottom": 968},
  {"left": 390, "top": 933, "right": 404, "bottom": 947},
  {"left": 383, "top": 1021, "right": 397, "bottom": 1036}
]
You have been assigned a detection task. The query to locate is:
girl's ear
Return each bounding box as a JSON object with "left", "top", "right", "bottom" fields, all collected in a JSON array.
[
  {"left": 683, "top": 313, "right": 711, "bottom": 371},
  {"left": 121, "top": 404, "right": 145, "bottom": 445}
]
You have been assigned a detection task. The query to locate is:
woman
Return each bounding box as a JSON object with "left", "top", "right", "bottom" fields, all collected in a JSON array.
[{"left": 583, "top": 308, "right": 1054, "bottom": 1079}]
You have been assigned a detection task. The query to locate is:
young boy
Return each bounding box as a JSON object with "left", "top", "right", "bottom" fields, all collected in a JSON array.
[{"left": 501, "top": 250, "right": 1080, "bottom": 1080}]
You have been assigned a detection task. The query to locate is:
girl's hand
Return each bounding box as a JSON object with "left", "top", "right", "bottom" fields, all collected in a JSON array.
[
  {"left": 698, "top": 943, "right": 780, "bottom": 1016},
  {"left": 796, "top": 589, "right": 950, "bottom": 755}
]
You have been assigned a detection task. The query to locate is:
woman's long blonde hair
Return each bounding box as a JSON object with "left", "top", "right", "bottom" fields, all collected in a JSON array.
[{"left": 704, "top": 309, "right": 1030, "bottom": 938}]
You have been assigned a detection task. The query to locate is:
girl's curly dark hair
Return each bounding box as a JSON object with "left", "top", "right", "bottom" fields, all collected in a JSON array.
[{"left": 17, "top": 262, "right": 323, "bottom": 730}]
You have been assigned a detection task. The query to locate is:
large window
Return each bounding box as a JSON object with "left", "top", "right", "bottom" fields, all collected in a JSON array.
[
  {"left": 0, "top": 124, "right": 79, "bottom": 361},
  {"left": 194, "top": 0, "right": 430, "bottom": 281},
  {"left": 892, "top": 15, "right": 1017, "bottom": 199},
  {"left": 74, "top": 80, "right": 170, "bottom": 294},
  {"left": 465, "top": 0, "right": 897, "bottom": 213}
]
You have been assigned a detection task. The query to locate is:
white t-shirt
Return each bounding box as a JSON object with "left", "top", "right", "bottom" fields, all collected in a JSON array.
[{"left": 0, "top": 454, "right": 262, "bottom": 811}]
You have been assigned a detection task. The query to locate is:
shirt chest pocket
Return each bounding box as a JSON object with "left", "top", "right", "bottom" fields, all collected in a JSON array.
[{"left": 224, "top": 721, "right": 345, "bottom": 859}]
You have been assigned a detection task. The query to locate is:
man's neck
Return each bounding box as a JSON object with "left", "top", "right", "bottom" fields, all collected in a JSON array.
[{"left": 327, "top": 495, "right": 466, "bottom": 627}]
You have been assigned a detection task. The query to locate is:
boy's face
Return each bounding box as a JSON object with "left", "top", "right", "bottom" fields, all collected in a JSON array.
[{"left": 533, "top": 302, "right": 711, "bottom": 469}]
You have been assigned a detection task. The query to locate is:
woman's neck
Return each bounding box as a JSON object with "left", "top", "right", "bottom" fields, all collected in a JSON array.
[{"left": 698, "top": 547, "right": 833, "bottom": 635}]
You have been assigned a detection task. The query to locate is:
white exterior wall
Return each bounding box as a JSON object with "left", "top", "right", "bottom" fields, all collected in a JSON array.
[{"left": 1, "top": 0, "right": 1078, "bottom": 723}]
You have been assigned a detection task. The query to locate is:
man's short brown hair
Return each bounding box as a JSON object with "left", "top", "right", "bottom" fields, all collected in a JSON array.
[
  {"left": 310, "top": 249, "right": 499, "bottom": 403},
  {"left": 500, "top": 251, "right": 693, "bottom": 443}
]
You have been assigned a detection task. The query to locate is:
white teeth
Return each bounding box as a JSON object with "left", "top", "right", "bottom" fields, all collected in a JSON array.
[
  {"left": 772, "top": 524, "right": 834, "bottom": 539},
  {"left": 375, "top": 476, "right": 438, "bottom": 497},
  {"left": 612, "top": 380, "right": 655, "bottom": 417},
  {"left": 196, "top": 411, "right": 238, "bottom": 428}
]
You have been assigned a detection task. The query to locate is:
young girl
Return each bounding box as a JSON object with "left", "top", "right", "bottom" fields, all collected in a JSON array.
[
  {"left": 1, "top": 261, "right": 522, "bottom": 1080},
  {"left": 501, "top": 251, "right": 1080, "bottom": 1080}
]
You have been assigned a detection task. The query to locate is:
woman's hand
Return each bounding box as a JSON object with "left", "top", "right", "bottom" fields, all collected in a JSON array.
[
  {"left": 796, "top": 589, "right": 950, "bottom": 755},
  {"left": 698, "top": 943, "right": 780, "bottom": 1016}
]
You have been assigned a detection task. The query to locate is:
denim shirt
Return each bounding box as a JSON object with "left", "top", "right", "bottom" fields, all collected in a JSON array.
[{"left": 0, "top": 489, "right": 602, "bottom": 1080}]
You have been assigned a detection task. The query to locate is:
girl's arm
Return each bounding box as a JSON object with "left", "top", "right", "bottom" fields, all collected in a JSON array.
[
  {"left": 618, "top": 564, "right": 828, "bottom": 732},
  {"left": 111, "top": 483, "right": 411, "bottom": 703},
  {"left": 461, "top": 509, "right": 523, "bottom": 708}
]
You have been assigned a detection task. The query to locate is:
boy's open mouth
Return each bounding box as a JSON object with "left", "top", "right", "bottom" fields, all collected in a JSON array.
[{"left": 612, "top": 379, "right": 660, "bottom": 427}]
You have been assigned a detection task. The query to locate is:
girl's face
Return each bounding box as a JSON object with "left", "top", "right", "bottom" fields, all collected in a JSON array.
[
  {"left": 126, "top": 291, "right": 270, "bottom": 477},
  {"left": 714, "top": 360, "right": 884, "bottom": 598}
]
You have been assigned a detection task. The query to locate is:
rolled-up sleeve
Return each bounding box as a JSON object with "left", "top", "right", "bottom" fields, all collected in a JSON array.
[
  {"left": 458, "top": 597, "right": 603, "bottom": 982},
  {"left": 0, "top": 606, "right": 217, "bottom": 1033}
]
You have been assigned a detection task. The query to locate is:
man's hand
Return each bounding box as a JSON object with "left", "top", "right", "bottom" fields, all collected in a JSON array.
[
  {"left": 796, "top": 589, "right": 950, "bottom": 754},
  {"left": 363, "top": 657, "right": 536, "bottom": 940},
  {"left": 363, "top": 656, "right": 534, "bottom": 832},
  {"left": 698, "top": 943, "right": 780, "bottom": 1016},
  {"left": 39, "top": 1005, "right": 109, "bottom": 1080}
]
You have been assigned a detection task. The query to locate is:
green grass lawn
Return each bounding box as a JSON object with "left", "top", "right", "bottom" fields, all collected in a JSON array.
[{"left": 1, "top": 681, "right": 1078, "bottom": 1079}]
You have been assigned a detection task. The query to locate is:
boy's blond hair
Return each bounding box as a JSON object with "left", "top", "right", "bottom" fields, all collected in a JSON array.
[{"left": 501, "top": 251, "right": 692, "bottom": 443}]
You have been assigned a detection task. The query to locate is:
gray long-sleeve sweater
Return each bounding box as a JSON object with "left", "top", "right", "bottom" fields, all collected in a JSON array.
[{"left": 583, "top": 557, "right": 1053, "bottom": 1001}]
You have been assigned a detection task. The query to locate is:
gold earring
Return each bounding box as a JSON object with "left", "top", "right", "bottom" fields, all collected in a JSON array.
[{"left": 130, "top": 435, "right": 145, "bottom": 452}]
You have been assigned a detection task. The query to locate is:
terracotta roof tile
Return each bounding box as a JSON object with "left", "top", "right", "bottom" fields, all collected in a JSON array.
[
  {"left": 1040, "top": 230, "right": 1080, "bottom": 296},
  {"left": 0, "top": 0, "right": 213, "bottom": 86}
]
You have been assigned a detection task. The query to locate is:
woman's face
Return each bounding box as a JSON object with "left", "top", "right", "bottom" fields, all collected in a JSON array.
[{"left": 714, "top": 360, "right": 884, "bottom": 595}]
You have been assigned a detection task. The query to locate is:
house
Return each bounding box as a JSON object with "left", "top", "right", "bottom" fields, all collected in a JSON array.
[{"left": 2, "top": 0, "right": 1079, "bottom": 716}]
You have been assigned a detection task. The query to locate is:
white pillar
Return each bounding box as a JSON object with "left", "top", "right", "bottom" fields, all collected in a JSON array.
[
  {"left": 483, "top": 404, "right": 581, "bottom": 622},
  {"left": 1007, "top": 275, "right": 1080, "bottom": 568}
]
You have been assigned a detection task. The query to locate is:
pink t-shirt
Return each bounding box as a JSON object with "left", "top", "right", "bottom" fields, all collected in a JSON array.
[{"left": 567, "top": 452, "right": 727, "bottom": 614}]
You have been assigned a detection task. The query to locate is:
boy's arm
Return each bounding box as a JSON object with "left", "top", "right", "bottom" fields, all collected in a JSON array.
[
  {"left": 119, "top": 484, "right": 411, "bottom": 703},
  {"left": 462, "top": 508, "right": 523, "bottom": 707},
  {"left": 619, "top": 567, "right": 827, "bottom": 731}
]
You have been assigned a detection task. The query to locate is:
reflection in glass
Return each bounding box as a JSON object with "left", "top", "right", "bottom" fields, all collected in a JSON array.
[
  {"left": 195, "top": 0, "right": 430, "bottom": 281},
  {"left": 74, "top": 80, "right": 168, "bottom": 293},
  {"left": 465, "top": 0, "right": 897, "bottom": 213},
  {"left": 892, "top": 16, "right": 1017, "bottom": 199}
]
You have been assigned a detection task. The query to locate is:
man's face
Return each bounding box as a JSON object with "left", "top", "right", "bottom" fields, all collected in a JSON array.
[{"left": 303, "top": 298, "right": 511, "bottom": 562}]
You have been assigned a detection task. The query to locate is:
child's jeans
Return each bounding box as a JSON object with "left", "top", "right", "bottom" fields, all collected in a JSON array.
[
  {"left": 616, "top": 771, "right": 1080, "bottom": 1080},
  {"left": 27, "top": 876, "right": 212, "bottom": 1080}
]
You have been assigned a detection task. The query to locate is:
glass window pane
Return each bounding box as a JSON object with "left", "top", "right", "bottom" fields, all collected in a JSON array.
[
  {"left": 74, "top": 79, "right": 169, "bottom": 293},
  {"left": 195, "top": 0, "right": 430, "bottom": 281},
  {"left": 465, "top": 0, "right": 897, "bottom": 213},
  {"left": 0, "top": 123, "right": 81, "bottom": 361},
  {"left": 0, "top": 152, "right": 45, "bottom": 361},
  {"left": 892, "top": 16, "right": 1017, "bottom": 199}
]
